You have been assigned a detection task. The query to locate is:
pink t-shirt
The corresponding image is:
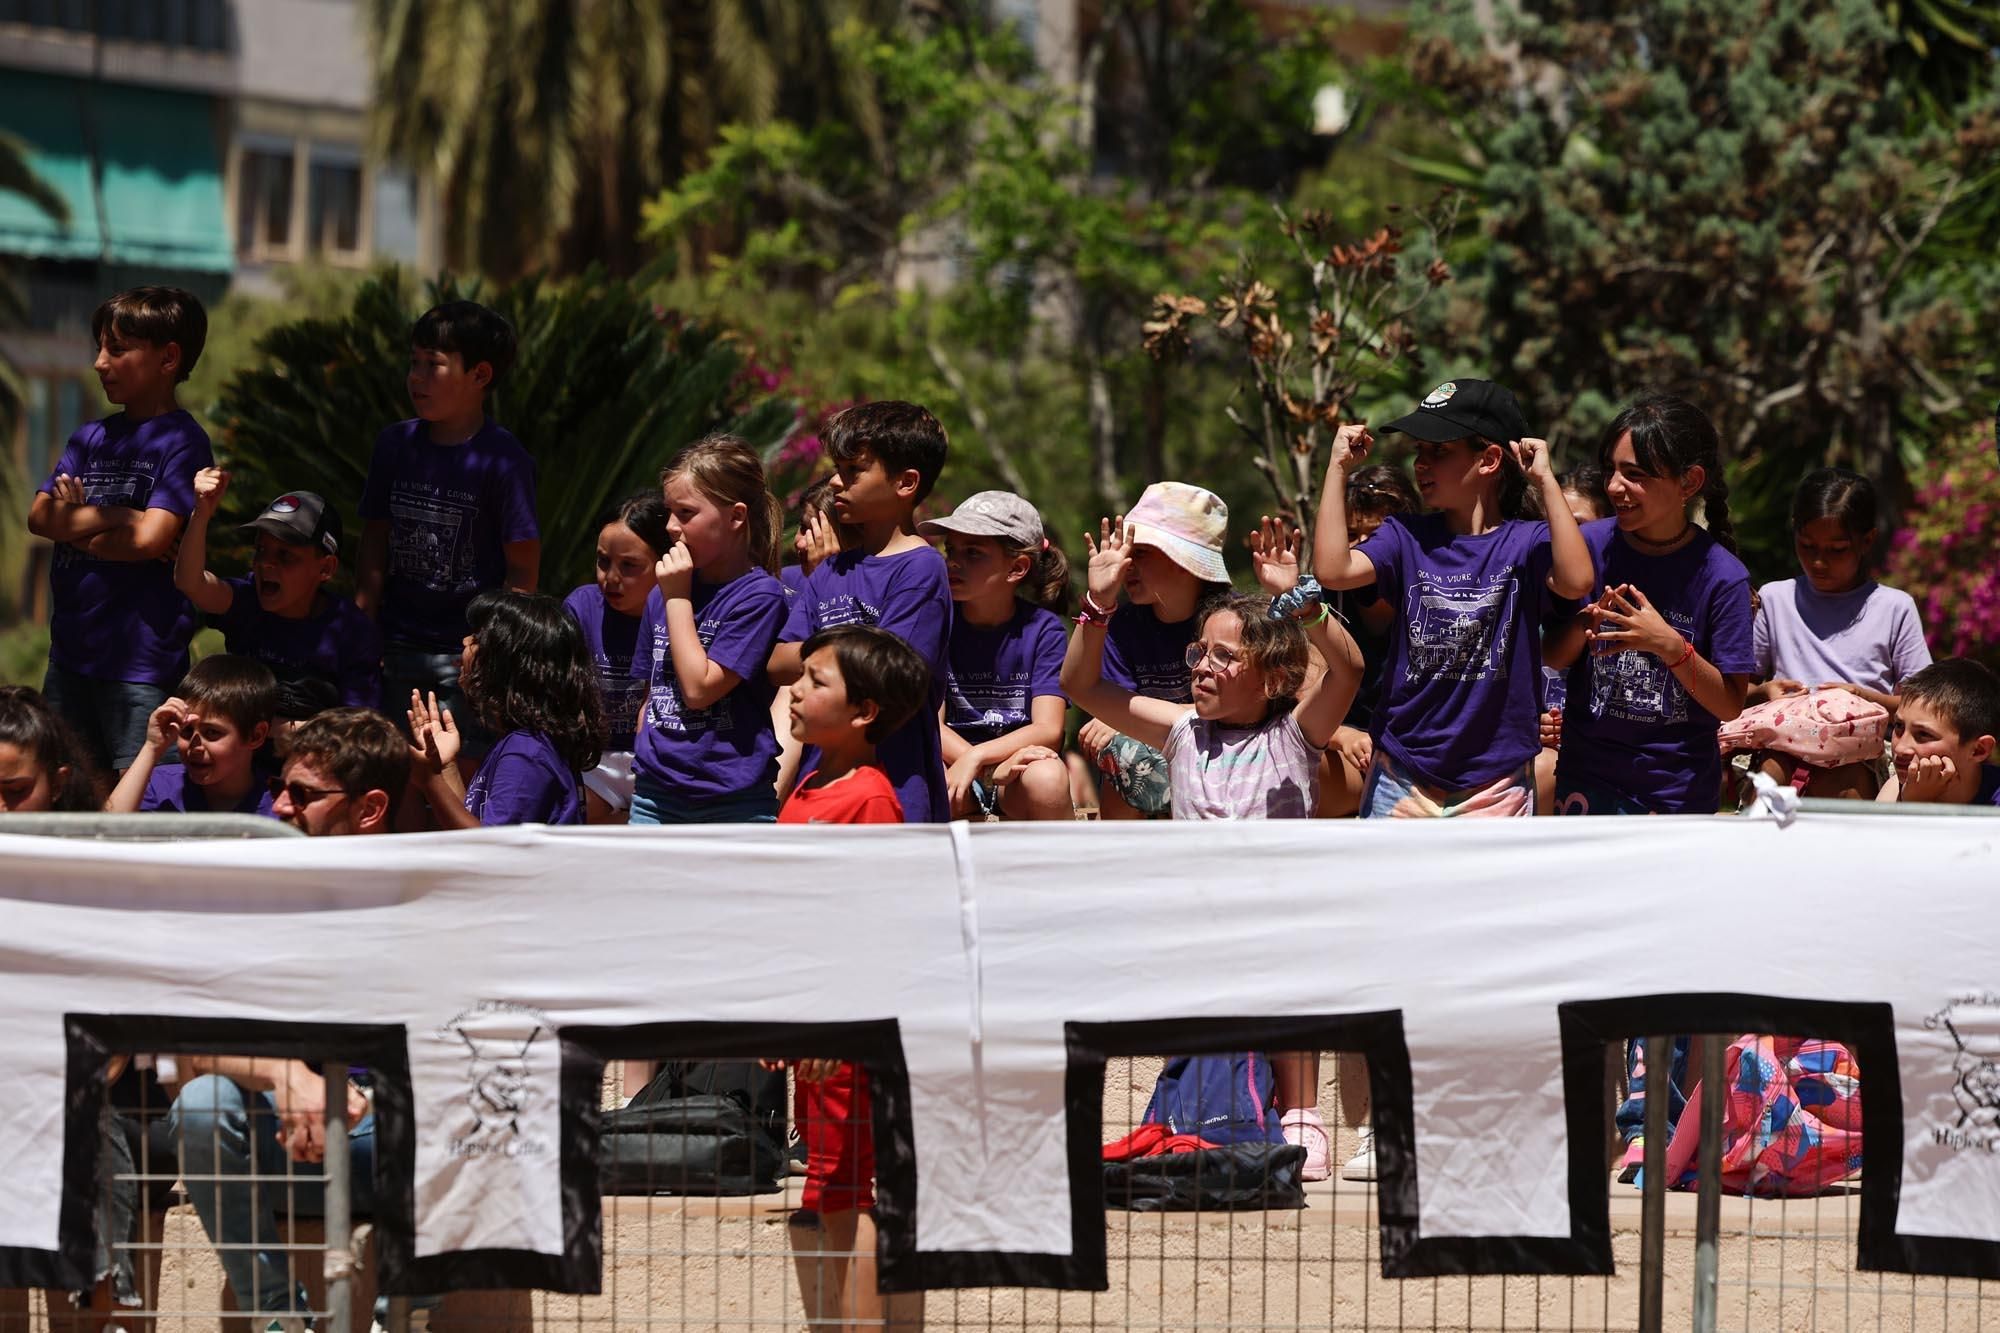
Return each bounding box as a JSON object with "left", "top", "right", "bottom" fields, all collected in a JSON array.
[{"left": 1163, "top": 710, "right": 1321, "bottom": 820}]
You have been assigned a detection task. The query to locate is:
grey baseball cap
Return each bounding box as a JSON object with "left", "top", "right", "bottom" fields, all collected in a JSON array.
[{"left": 919, "top": 490, "right": 1046, "bottom": 548}]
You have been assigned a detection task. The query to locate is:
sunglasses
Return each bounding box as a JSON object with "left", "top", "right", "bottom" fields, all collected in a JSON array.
[{"left": 267, "top": 776, "right": 348, "bottom": 807}]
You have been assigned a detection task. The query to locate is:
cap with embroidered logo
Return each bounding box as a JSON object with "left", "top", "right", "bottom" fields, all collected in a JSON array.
[
  {"left": 242, "top": 491, "right": 342, "bottom": 557},
  {"left": 1382, "top": 379, "right": 1531, "bottom": 445}
]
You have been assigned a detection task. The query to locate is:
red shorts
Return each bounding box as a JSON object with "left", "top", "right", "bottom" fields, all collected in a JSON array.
[{"left": 795, "top": 1062, "right": 875, "bottom": 1213}]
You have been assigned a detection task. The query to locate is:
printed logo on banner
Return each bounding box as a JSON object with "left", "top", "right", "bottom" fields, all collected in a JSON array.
[
  {"left": 438, "top": 1000, "right": 553, "bottom": 1159},
  {"left": 1924, "top": 992, "right": 2000, "bottom": 1153}
]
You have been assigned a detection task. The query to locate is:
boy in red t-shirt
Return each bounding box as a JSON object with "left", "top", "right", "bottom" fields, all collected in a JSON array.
[{"left": 777, "top": 625, "right": 930, "bottom": 1328}]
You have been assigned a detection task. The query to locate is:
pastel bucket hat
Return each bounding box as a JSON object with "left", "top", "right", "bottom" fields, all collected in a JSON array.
[{"left": 1126, "top": 482, "right": 1229, "bottom": 584}]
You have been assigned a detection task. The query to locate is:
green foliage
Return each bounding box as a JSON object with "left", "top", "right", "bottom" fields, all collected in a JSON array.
[
  {"left": 0, "top": 621, "right": 48, "bottom": 687},
  {"left": 207, "top": 268, "right": 796, "bottom": 596},
  {"left": 1886, "top": 429, "right": 2000, "bottom": 668}
]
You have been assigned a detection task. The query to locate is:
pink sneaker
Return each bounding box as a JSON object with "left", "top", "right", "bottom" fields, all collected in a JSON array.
[{"left": 1282, "top": 1108, "right": 1331, "bottom": 1182}]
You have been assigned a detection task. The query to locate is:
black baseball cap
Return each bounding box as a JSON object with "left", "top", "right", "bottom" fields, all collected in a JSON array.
[
  {"left": 243, "top": 491, "right": 342, "bottom": 557},
  {"left": 1382, "top": 379, "right": 1531, "bottom": 445}
]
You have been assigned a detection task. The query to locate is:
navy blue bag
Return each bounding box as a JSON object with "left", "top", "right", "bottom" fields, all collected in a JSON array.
[{"left": 1140, "top": 1053, "right": 1285, "bottom": 1146}]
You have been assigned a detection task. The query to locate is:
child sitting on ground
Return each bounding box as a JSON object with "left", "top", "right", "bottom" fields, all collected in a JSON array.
[
  {"left": 776, "top": 625, "right": 932, "bottom": 1332},
  {"left": 107, "top": 655, "right": 280, "bottom": 817},
  {"left": 0, "top": 687, "right": 100, "bottom": 813},
  {"left": 1877, "top": 659, "right": 2000, "bottom": 805},
  {"left": 566, "top": 491, "right": 672, "bottom": 822},
  {"left": 922, "top": 490, "right": 1073, "bottom": 820},
  {"left": 174, "top": 471, "right": 382, "bottom": 720}
]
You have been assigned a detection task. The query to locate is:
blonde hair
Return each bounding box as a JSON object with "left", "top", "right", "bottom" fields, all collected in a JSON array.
[{"left": 661, "top": 434, "right": 784, "bottom": 575}]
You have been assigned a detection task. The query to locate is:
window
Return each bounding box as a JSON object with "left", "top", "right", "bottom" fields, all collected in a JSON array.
[
  {"left": 236, "top": 147, "right": 294, "bottom": 258},
  {"left": 371, "top": 168, "right": 423, "bottom": 264},
  {"left": 307, "top": 155, "right": 364, "bottom": 258}
]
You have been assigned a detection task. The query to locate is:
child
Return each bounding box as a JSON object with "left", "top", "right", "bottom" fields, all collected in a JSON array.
[
  {"left": 1878, "top": 659, "right": 2000, "bottom": 806},
  {"left": 1065, "top": 524, "right": 1363, "bottom": 1178},
  {"left": 0, "top": 687, "right": 100, "bottom": 813},
  {"left": 767, "top": 402, "right": 953, "bottom": 823},
  {"left": 407, "top": 591, "right": 603, "bottom": 827},
  {"left": 106, "top": 655, "right": 280, "bottom": 817},
  {"left": 920, "top": 490, "right": 1073, "bottom": 820},
  {"left": 1751, "top": 468, "right": 1931, "bottom": 799},
  {"left": 1079, "top": 481, "right": 1231, "bottom": 819},
  {"left": 782, "top": 475, "right": 848, "bottom": 597},
  {"left": 173, "top": 471, "right": 383, "bottom": 720},
  {"left": 357, "top": 300, "right": 539, "bottom": 755},
  {"left": 776, "top": 625, "right": 931, "bottom": 1331},
  {"left": 28, "top": 286, "right": 214, "bottom": 775},
  {"left": 566, "top": 491, "right": 673, "bottom": 822},
  {"left": 624, "top": 436, "right": 791, "bottom": 824},
  {"left": 1548, "top": 395, "right": 1754, "bottom": 816},
  {"left": 1312, "top": 380, "right": 1595, "bottom": 818}
]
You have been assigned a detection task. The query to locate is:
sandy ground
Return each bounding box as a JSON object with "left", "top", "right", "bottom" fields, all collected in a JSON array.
[{"left": 2, "top": 1060, "right": 1987, "bottom": 1332}]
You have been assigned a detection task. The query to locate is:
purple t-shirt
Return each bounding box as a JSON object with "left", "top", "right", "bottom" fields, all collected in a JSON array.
[
  {"left": 359, "top": 419, "right": 539, "bottom": 651},
  {"left": 1557, "top": 519, "right": 1755, "bottom": 813},
  {"left": 1753, "top": 579, "right": 1931, "bottom": 695},
  {"left": 780, "top": 546, "right": 953, "bottom": 823},
  {"left": 631, "top": 570, "right": 789, "bottom": 800},
  {"left": 780, "top": 564, "right": 809, "bottom": 597},
  {"left": 1368, "top": 513, "right": 1555, "bottom": 789},
  {"left": 564, "top": 584, "right": 648, "bottom": 752},
  {"left": 944, "top": 602, "right": 1067, "bottom": 746},
  {"left": 463, "top": 729, "right": 582, "bottom": 826},
  {"left": 217, "top": 579, "right": 382, "bottom": 709},
  {"left": 1102, "top": 605, "right": 1197, "bottom": 704},
  {"left": 139, "top": 762, "right": 279, "bottom": 817},
  {"left": 1978, "top": 765, "right": 2000, "bottom": 807},
  {"left": 39, "top": 410, "right": 211, "bottom": 685}
]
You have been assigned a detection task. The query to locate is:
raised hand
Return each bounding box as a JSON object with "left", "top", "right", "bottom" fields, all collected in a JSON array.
[
  {"left": 655, "top": 542, "right": 697, "bottom": 601},
  {"left": 1248, "top": 515, "right": 1302, "bottom": 596},
  {"left": 144, "top": 697, "right": 190, "bottom": 753},
  {"left": 1083, "top": 515, "right": 1134, "bottom": 609},
  {"left": 407, "top": 689, "right": 461, "bottom": 773},
  {"left": 797, "top": 507, "right": 841, "bottom": 574},
  {"left": 1330, "top": 423, "right": 1374, "bottom": 474},
  {"left": 192, "top": 467, "right": 230, "bottom": 512},
  {"left": 1509, "top": 437, "right": 1555, "bottom": 485}
]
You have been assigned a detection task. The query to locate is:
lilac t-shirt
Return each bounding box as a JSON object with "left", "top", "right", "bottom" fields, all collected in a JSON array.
[
  {"left": 944, "top": 602, "right": 1067, "bottom": 746},
  {"left": 463, "top": 729, "right": 582, "bottom": 826},
  {"left": 1368, "top": 513, "right": 1554, "bottom": 789},
  {"left": 217, "top": 580, "right": 382, "bottom": 709},
  {"left": 1164, "top": 709, "right": 1321, "bottom": 820},
  {"left": 780, "top": 546, "right": 952, "bottom": 823},
  {"left": 1102, "top": 605, "right": 1197, "bottom": 704},
  {"left": 1754, "top": 579, "right": 1931, "bottom": 695},
  {"left": 631, "top": 570, "right": 789, "bottom": 800},
  {"left": 40, "top": 410, "right": 211, "bottom": 685},
  {"left": 140, "top": 762, "right": 279, "bottom": 817},
  {"left": 359, "top": 419, "right": 539, "bottom": 651},
  {"left": 564, "top": 584, "right": 648, "bottom": 752},
  {"left": 1557, "top": 519, "right": 1755, "bottom": 813}
]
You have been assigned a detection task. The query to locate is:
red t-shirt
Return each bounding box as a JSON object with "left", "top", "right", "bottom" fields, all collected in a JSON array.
[{"left": 777, "top": 766, "right": 905, "bottom": 824}]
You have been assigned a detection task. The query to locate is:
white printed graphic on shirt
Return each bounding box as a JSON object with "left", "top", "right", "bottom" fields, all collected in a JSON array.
[
  {"left": 388, "top": 490, "right": 476, "bottom": 592},
  {"left": 813, "top": 594, "right": 882, "bottom": 630},
  {"left": 53, "top": 461, "right": 162, "bottom": 569},
  {"left": 642, "top": 618, "right": 734, "bottom": 736},
  {"left": 948, "top": 670, "right": 1030, "bottom": 732},
  {"left": 1589, "top": 611, "right": 1694, "bottom": 724},
  {"left": 1405, "top": 575, "right": 1516, "bottom": 682}
]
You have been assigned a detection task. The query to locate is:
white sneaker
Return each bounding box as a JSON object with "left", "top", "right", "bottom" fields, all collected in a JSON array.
[{"left": 1341, "top": 1125, "right": 1376, "bottom": 1182}]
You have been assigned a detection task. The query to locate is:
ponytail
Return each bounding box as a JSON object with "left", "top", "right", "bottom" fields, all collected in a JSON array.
[
  {"left": 1010, "top": 538, "right": 1073, "bottom": 616},
  {"left": 662, "top": 434, "right": 783, "bottom": 576}
]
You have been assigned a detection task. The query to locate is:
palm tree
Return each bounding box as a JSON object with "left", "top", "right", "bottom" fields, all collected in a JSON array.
[
  {"left": 363, "top": 0, "right": 898, "bottom": 278},
  {"left": 0, "top": 130, "right": 70, "bottom": 617}
]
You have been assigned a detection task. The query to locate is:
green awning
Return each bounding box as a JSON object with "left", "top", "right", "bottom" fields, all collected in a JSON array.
[{"left": 0, "top": 70, "right": 232, "bottom": 273}]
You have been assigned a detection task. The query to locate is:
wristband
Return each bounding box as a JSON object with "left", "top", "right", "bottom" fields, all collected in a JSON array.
[
  {"left": 1075, "top": 592, "right": 1115, "bottom": 627},
  {"left": 1669, "top": 637, "right": 1696, "bottom": 670}
]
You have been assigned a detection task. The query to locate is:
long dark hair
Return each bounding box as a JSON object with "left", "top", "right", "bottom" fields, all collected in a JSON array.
[
  {"left": 460, "top": 591, "right": 605, "bottom": 773},
  {"left": 1791, "top": 467, "right": 1878, "bottom": 543},
  {"left": 0, "top": 686, "right": 99, "bottom": 811},
  {"left": 1596, "top": 394, "right": 1737, "bottom": 554},
  {"left": 599, "top": 489, "right": 673, "bottom": 559}
]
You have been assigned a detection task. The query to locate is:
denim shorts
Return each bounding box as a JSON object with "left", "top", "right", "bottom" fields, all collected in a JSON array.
[
  {"left": 1360, "top": 748, "right": 1534, "bottom": 819},
  {"left": 628, "top": 775, "right": 778, "bottom": 825},
  {"left": 42, "top": 663, "right": 170, "bottom": 772},
  {"left": 381, "top": 641, "right": 494, "bottom": 760}
]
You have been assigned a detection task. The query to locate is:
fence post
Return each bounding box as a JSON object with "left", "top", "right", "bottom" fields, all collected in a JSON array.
[
  {"left": 322, "top": 1059, "right": 353, "bottom": 1333},
  {"left": 1692, "top": 1034, "right": 1725, "bottom": 1332},
  {"left": 1638, "top": 1033, "right": 1671, "bottom": 1333}
]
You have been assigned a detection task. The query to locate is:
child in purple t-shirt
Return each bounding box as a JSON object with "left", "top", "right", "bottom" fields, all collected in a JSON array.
[
  {"left": 406, "top": 592, "right": 602, "bottom": 827},
  {"left": 1545, "top": 395, "right": 1755, "bottom": 816},
  {"left": 1313, "top": 380, "right": 1594, "bottom": 818},
  {"left": 566, "top": 491, "right": 673, "bottom": 822},
  {"left": 628, "top": 437, "right": 791, "bottom": 824},
  {"left": 29, "top": 287, "right": 214, "bottom": 774},
  {"left": 106, "top": 655, "right": 279, "bottom": 819},
  {"left": 1750, "top": 468, "right": 1931, "bottom": 800},
  {"left": 173, "top": 473, "right": 382, "bottom": 725},
  {"left": 919, "top": 491, "right": 1073, "bottom": 820},
  {"left": 357, "top": 302, "right": 539, "bottom": 757},
  {"left": 768, "top": 402, "right": 953, "bottom": 823}
]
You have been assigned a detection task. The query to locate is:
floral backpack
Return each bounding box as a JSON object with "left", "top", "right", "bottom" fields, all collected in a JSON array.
[{"left": 1716, "top": 688, "right": 1889, "bottom": 767}]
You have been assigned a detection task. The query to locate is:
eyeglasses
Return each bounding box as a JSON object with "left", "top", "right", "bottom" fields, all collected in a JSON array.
[
  {"left": 1183, "top": 642, "right": 1244, "bottom": 674},
  {"left": 268, "top": 776, "right": 348, "bottom": 806}
]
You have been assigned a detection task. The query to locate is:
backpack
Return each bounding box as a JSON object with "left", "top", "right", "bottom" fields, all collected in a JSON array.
[
  {"left": 598, "top": 1060, "right": 788, "bottom": 1196},
  {"left": 1716, "top": 689, "right": 1888, "bottom": 767},
  {"left": 1137, "top": 1053, "right": 1285, "bottom": 1146}
]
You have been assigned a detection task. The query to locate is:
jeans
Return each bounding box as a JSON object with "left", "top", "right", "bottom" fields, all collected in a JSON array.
[
  {"left": 627, "top": 775, "right": 777, "bottom": 825},
  {"left": 381, "top": 642, "right": 493, "bottom": 760},
  {"left": 169, "top": 1074, "right": 437, "bottom": 1319},
  {"left": 1616, "top": 1036, "right": 1690, "bottom": 1145},
  {"left": 41, "top": 663, "right": 169, "bottom": 771}
]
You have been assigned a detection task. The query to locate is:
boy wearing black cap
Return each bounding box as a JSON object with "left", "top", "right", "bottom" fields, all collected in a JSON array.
[{"left": 173, "top": 468, "right": 383, "bottom": 721}]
